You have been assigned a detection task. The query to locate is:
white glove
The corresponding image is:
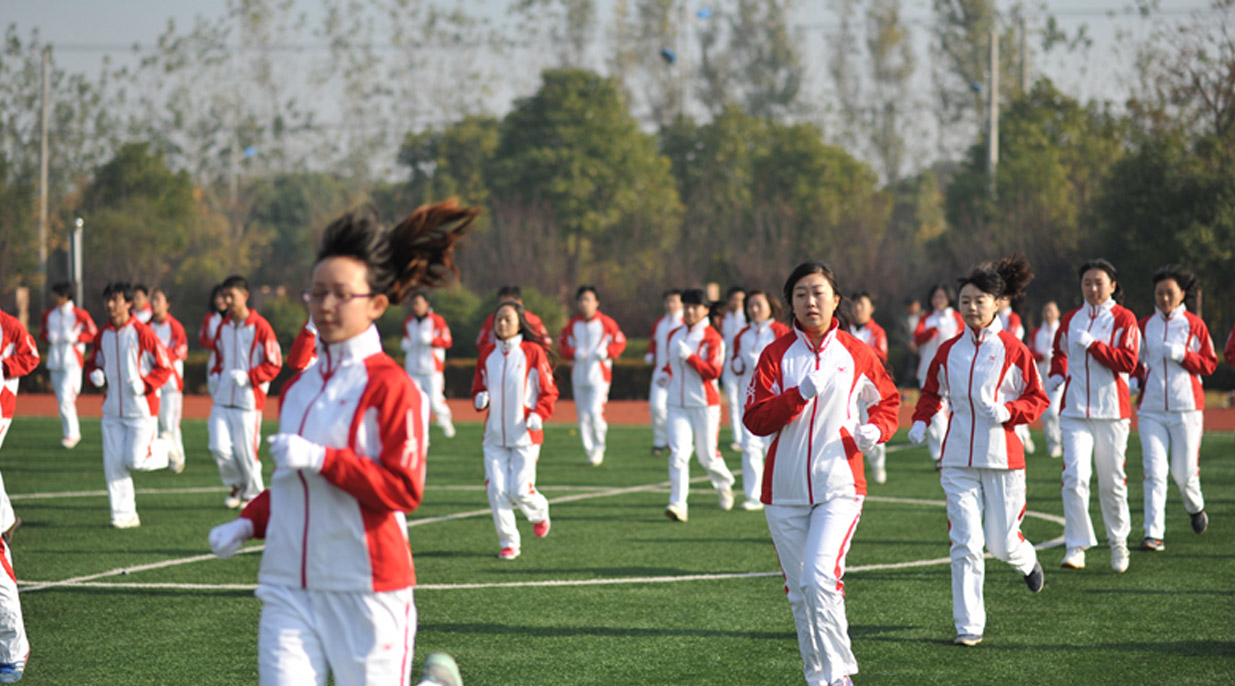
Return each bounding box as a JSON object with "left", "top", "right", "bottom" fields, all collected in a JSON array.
[
  {"left": 418, "top": 328, "right": 434, "bottom": 345},
  {"left": 208, "top": 518, "right": 255, "bottom": 560},
  {"left": 207, "top": 373, "right": 219, "bottom": 397},
  {"left": 798, "top": 368, "right": 827, "bottom": 400},
  {"left": 644, "top": 353, "right": 654, "bottom": 365},
  {"left": 1076, "top": 330, "right": 1096, "bottom": 350},
  {"left": 267, "top": 433, "right": 327, "bottom": 475},
  {"left": 981, "top": 401, "right": 1012, "bottom": 425},
  {"left": 474, "top": 391, "right": 490, "bottom": 411},
  {"left": 1168, "top": 343, "right": 1187, "bottom": 363},
  {"left": 1046, "top": 375, "right": 1065, "bottom": 394},
  {"left": 1128, "top": 376, "right": 1141, "bottom": 395},
  {"left": 526, "top": 413, "right": 543, "bottom": 431},
  {"left": 89, "top": 369, "right": 106, "bottom": 388},
  {"left": 656, "top": 374, "right": 670, "bottom": 388},
  {"left": 129, "top": 377, "right": 146, "bottom": 396},
  {"left": 675, "top": 339, "right": 693, "bottom": 361},
  {"left": 573, "top": 348, "right": 586, "bottom": 360},
  {"left": 400, "top": 338, "right": 412, "bottom": 352},
  {"left": 229, "top": 369, "right": 251, "bottom": 388},
  {"left": 907, "top": 420, "right": 927, "bottom": 445},
  {"left": 855, "top": 424, "right": 882, "bottom": 452},
  {"left": 596, "top": 346, "right": 609, "bottom": 361}
]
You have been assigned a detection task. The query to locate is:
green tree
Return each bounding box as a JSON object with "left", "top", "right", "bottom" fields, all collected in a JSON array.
[
  {"left": 398, "top": 115, "right": 500, "bottom": 208},
  {"left": 247, "top": 172, "right": 356, "bottom": 289},
  {"left": 487, "top": 69, "right": 682, "bottom": 304}
]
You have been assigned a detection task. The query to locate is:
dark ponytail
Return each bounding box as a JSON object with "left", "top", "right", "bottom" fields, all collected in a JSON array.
[
  {"left": 1078, "top": 258, "right": 1124, "bottom": 304},
  {"left": 957, "top": 253, "right": 1034, "bottom": 300},
  {"left": 493, "top": 301, "right": 558, "bottom": 362},
  {"left": 1151, "top": 264, "right": 1199, "bottom": 310},
  {"left": 317, "top": 199, "right": 478, "bottom": 305}
]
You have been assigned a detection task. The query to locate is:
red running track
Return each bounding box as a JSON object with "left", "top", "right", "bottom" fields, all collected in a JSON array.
[{"left": 12, "top": 393, "right": 1235, "bottom": 431}]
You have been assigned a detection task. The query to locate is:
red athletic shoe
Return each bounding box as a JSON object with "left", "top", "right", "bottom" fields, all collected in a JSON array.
[
  {"left": 498, "top": 547, "right": 520, "bottom": 560},
  {"left": 533, "top": 518, "right": 551, "bottom": 538}
]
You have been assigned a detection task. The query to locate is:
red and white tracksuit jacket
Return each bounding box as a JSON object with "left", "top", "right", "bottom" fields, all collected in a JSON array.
[
  {"left": 477, "top": 310, "right": 552, "bottom": 348},
  {"left": 743, "top": 321, "right": 900, "bottom": 505},
  {"left": 998, "top": 308, "right": 1024, "bottom": 340},
  {"left": 209, "top": 310, "right": 282, "bottom": 411},
  {"left": 286, "top": 320, "right": 318, "bottom": 372},
  {"left": 199, "top": 311, "right": 224, "bottom": 350},
  {"left": 912, "top": 320, "right": 1049, "bottom": 469},
  {"left": 849, "top": 320, "right": 888, "bottom": 363},
  {"left": 914, "top": 308, "right": 965, "bottom": 386},
  {"left": 1029, "top": 322, "right": 1059, "bottom": 378},
  {"left": 558, "top": 312, "right": 626, "bottom": 388},
  {"left": 241, "top": 327, "right": 425, "bottom": 592},
  {"left": 84, "top": 316, "right": 173, "bottom": 419},
  {"left": 663, "top": 321, "right": 724, "bottom": 408},
  {"left": 732, "top": 320, "right": 792, "bottom": 381},
  {"left": 402, "top": 312, "right": 452, "bottom": 377},
  {"left": 0, "top": 311, "right": 40, "bottom": 422},
  {"left": 1049, "top": 299, "right": 1140, "bottom": 420},
  {"left": 472, "top": 336, "right": 558, "bottom": 448},
  {"left": 1135, "top": 305, "right": 1218, "bottom": 413},
  {"left": 149, "top": 315, "right": 188, "bottom": 393},
  {"left": 40, "top": 303, "right": 97, "bottom": 371},
  {"left": 645, "top": 311, "right": 683, "bottom": 371}
]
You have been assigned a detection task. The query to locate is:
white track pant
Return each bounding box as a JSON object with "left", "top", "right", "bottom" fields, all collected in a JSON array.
[
  {"left": 1041, "top": 384, "right": 1063, "bottom": 455},
  {"left": 1060, "top": 417, "right": 1130, "bottom": 549},
  {"left": 741, "top": 433, "right": 770, "bottom": 503},
  {"left": 574, "top": 383, "right": 609, "bottom": 459},
  {"left": 666, "top": 405, "right": 735, "bottom": 512},
  {"left": 1139, "top": 410, "right": 1205, "bottom": 539},
  {"left": 765, "top": 498, "right": 864, "bottom": 686},
  {"left": 0, "top": 540, "right": 28, "bottom": 667},
  {"left": 209, "top": 406, "right": 265, "bottom": 501},
  {"left": 408, "top": 371, "right": 453, "bottom": 433},
  {"left": 927, "top": 401, "right": 949, "bottom": 461},
  {"left": 102, "top": 416, "right": 172, "bottom": 523},
  {"left": 0, "top": 420, "right": 13, "bottom": 534},
  {"left": 649, "top": 380, "right": 669, "bottom": 449},
  {"left": 256, "top": 583, "right": 416, "bottom": 686},
  {"left": 50, "top": 367, "right": 82, "bottom": 441},
  {"left": 484, "top": 443, "right": 549, "bottom": 550},
  {"left": 723, "top": 372, "right": 747, "bottom": 447},
  {"left": 158, "top": 389, "right": 185, "bottom": 465},
  {"left": 940, "top": 467, "right": 1038, "bottom": 637}
]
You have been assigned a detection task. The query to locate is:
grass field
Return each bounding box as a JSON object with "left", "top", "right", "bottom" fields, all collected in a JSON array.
[{"left": 2, "top": 416, "right": 1233, "bottom": 685}]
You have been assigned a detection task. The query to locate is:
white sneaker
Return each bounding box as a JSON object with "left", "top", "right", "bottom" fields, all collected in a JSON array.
[
  {"left": 587, "top": 451, "right": 604, "bottom": 466},
  {"left": 442, "top": 423, "right": 457, "bottom": 439},
  {"left": 873, "top": 467, "right": 887, "bottom": 484},
  {"left": 664, "top": 503, "right": 688, "bottom": 522},
  {"left": 61, "top": 435, "right": 81, "bottom": 449},
  {"left": 1049, "top": 446, "right": 1063, "bottom": 458},
  {"left": 163, "top": 432, "right": 185, "bottom": 474},
  {"left": 111, "top": 514, "right": 141, "bottom": 529},
  {"left": 224, "top": 486, "right": 243, "bottom": 509},
  {"left": 717, "top": 488, "right": 734, "bottom": 511},
  {"left": 1060, "top": 547, "right": 1086, "bottom": 569},
  {"left": 729, "top": 442, "right": 743, "bottom": 452},
  {"left": 741, "top": 499, "right": 764, "bottom": 511},
  {"left": 953, "top": 634, "right": 983, "bottom": 646},
  {"left": 1110, "top": 542, "right": 1129, "bottom": 573}
]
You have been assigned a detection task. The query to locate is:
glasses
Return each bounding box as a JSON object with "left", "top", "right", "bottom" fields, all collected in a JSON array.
[{"left": 301, "top": 289, "right": 375, "bottom": 305}]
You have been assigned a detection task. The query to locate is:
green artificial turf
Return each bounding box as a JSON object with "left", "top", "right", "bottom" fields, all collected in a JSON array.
[{"left": 2, "top": 416, "right": 1232, "bottom": 685}]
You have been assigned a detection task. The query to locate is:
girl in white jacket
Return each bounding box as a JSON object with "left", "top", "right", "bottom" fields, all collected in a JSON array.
[
  {"left": 729, "top": 290, "right": 789, "bottom": 510},
  {"left": 743, "top": 262, "right": 899, "bottom": 686},
  {"left": 1134, "top": 265, "right": 1217, "bottom": 550},
  {"left": 472, "top": 302, "right": 559, "bottom": 560},
  {"left": 908, "top": 255, "right": 1049, "bottom": 647},
  {"left": 209, "top": 200, "right": 478, "bottom": 686},
  {"left": 913, "top": 284, "right": 965, "bottom": 468}
]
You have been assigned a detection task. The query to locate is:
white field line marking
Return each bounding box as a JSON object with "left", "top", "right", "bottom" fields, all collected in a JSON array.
[
  {"left": 17, "top": 490, "right": 1065, "bottom": 593},
  {"left": 9, "top": 484, "right": 615, "bottom": 501}
]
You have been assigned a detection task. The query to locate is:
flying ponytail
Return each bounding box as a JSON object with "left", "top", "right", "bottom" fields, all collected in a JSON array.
[{"left": 957, "top": 253, "right": 1034, "bottom": 299}]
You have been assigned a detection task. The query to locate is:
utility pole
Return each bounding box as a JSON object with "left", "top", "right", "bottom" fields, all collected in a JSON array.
[
  {"left": 987, "top": 28, "right": 999, "bottom": 199},
  {"left": 38, "top": 46, "right": 51, "bottom": 317},
  {"left": 71, "top": 217, "right": 84, "bottom": 306}
]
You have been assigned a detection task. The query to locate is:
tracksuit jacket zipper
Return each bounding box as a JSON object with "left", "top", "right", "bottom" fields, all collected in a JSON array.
[{"left": 295, "top": 345, "right": 335, "bottom": 588}]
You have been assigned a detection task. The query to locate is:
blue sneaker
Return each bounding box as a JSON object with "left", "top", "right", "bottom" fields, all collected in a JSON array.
[{"left": 0, "top": 659, "right": 25, "bottom": 683}]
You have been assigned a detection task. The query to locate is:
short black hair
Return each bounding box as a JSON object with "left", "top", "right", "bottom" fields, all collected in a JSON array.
[
  {"left": 662, "top": 289, "right": 682, "bottom": 299},
  {"left": 103, "top": 282, "right": 134, "bottom": 303},
  {"left": 497, "top": 285, "right": 522, "bottom": 300},
  {"left": 576, "top": 285, "right": 598, "bottom": 301},
  {"left": 409, "top": 290, "right": 430, "bottom": 303},
  {"left": 134, "top": 284, "right": 149, "bottom": 296},
  {"left": 852, "top": 291, "right": 873, "bottom": 303},
  {"left": 681, "top": 288, "right": 706, "bottom": 306},
  {"left": 726, "top": 286, "right": 747, "bottom": 298},
  {"left": 51, "top": 282, "right": 73, "bottom": 299},
  {"left": 221, "top": 275, "right": 249, "bottom": 292}
]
